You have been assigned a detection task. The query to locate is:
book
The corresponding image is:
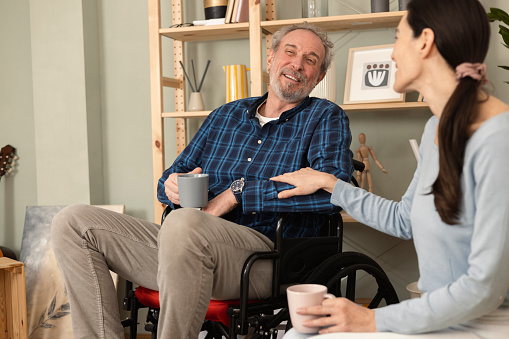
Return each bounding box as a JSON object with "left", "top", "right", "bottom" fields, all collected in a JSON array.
[
  {"left": 236, "top": 0, "right": 249, "bottom": 23},
  {"left": 225, "top": 0, "right": 236, "bottom": 24},
  {"left": 231, "top": 0, "right": 240, "bottom": 23}
]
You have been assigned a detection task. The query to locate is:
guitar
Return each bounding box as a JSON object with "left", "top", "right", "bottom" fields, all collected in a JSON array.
[{"left": 0, "top": 144, "right": 17, "bottom": 182}]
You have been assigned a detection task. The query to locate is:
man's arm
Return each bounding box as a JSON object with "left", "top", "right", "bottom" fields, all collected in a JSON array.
[{"left": 242, "top": 105, "right": 353, "bottom": 214}]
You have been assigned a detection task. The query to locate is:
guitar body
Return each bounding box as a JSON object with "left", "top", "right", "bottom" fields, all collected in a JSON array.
[{"left": 0, "top": 144, "right": 17, "bottom": 181}]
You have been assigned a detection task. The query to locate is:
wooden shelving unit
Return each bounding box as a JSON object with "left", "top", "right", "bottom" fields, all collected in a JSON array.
[{"left": 147, "top": 0, "right": 428, "bottom": 220}]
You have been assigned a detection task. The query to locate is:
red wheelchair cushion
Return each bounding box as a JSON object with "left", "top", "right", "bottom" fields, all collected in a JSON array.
[
  {"left": 135, "top": 286, "right": 160, "bottom": 308},
  {"left": 134, "top": 286, "right": 260, "bottom": 327}
]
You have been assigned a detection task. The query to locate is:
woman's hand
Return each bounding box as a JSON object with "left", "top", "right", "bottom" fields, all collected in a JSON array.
[
  {"left": 298, "top": 297, "right": 377, "bottom": 334},
  {"left": 270, "top": 167, "right": 338, "bottom": 199}
]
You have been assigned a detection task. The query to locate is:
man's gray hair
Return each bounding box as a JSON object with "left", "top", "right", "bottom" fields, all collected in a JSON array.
[{"left": 270, "top": 22, "right": 334, "bottom": 74}]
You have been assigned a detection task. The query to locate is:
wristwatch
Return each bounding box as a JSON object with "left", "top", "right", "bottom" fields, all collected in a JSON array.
[{"left": 230, "top": 178, "right": 245, "bottom": 203}]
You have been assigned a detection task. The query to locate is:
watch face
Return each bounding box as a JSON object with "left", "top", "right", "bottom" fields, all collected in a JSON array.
[{"left": 231, "top": 179, "right": 244, "bottom": 192}]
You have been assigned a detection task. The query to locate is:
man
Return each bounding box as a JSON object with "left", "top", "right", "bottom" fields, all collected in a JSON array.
[{"left": 51, "top": 22, "right": 353, "bottom": 339}]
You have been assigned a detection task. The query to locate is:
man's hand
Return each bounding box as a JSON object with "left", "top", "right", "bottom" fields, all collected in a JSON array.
[
  {"left": 202, "top": 188, "right": 238, "bottom": 217},
  {"left": 164, "top": 167, "right": 202, "bottom": 205},
  {"left": 298, "top": 297, "right": 377, "bottom": 334}
]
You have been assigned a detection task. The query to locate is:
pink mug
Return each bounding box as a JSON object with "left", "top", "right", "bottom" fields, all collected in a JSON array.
[{"left": 287, "top": 284, "right": 335, "bottom": 333}]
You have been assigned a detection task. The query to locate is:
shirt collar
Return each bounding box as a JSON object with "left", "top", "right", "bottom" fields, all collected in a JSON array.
[{"left": 246, "top": 93, "right": 312, "bottom": 123}]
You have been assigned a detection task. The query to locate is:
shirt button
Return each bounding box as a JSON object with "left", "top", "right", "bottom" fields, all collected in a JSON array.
[
  {"left": 258, "top": 140, "right": 262, "bottom": 144},
  {"left": 247, "top": 158, "right": 252, "bottom": 162}
]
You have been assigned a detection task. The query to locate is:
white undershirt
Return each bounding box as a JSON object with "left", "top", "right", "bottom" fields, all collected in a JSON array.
[{"left": 255, "top": 100, "right": 278, "bottom": 127}]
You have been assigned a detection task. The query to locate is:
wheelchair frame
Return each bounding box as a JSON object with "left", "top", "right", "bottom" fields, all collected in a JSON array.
[{"left": 121, "top": 160, "right": 400, "bottom": 338}]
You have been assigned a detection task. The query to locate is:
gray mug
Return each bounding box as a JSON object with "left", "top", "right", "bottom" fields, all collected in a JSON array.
[{"left": 177, "top": 174, "right": 209, "bottom": 208}]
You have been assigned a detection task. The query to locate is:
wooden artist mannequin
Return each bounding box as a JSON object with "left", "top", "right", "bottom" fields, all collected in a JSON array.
[{"left": 356, "top": 133, "right": 387, "bottom": 192}]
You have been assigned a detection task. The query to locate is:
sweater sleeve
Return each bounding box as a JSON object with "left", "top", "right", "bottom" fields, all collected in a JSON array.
[
  {"left": 375, "top": 128, "right": 509, "bottom": 334},
  {"left": 329, "top": 155, "right": 420, "bottom": 240},
  {"left": 329, "top": 117, "right": 439, "bottom": 240}
]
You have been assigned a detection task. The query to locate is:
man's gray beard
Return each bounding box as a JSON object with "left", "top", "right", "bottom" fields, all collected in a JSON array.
[{"left": 270, "top": 69, "right": 319, "bottom": 103}]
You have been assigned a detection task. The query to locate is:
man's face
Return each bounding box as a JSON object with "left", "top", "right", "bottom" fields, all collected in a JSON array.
[{"left": 267, "top": 29, "right": 326, "bottom": 103}]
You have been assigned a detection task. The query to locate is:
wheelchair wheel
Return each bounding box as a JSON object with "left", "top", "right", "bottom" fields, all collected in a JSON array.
[{"left": 304, "top": 251, "right": 399, "bottom": 308}]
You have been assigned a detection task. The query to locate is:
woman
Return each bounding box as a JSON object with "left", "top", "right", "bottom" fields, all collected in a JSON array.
[{"left": 272, "top": 0, "right": 509, "bottom": 338}]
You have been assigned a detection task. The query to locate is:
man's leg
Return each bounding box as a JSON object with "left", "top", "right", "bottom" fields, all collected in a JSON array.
[
  {"left": 157, "top": 208, "right": 275, "bottom": 339},
  {"left": 51, "top": 204, "right": 160, "bottom": 339}
]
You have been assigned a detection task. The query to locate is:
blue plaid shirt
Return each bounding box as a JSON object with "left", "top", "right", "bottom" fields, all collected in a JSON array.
[{"left": 158, "top": 93, "right": 353, "bottom": 241}]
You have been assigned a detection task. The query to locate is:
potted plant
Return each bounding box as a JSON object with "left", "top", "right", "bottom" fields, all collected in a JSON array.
[{"left": 487, "top": 7, "right": 509, "bottom": 84}]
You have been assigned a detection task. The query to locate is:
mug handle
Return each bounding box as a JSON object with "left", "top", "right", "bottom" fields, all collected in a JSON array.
[{"left": 324, "top": 293, "right": 335, "bottom": 300}]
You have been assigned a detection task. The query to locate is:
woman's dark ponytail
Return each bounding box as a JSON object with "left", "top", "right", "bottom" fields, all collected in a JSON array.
[
  {"left": 407, "top": 0, "right": 490, "bottom": 224},
  {"left": 433, "top": 78, "right": 481, "bottom": 224}
]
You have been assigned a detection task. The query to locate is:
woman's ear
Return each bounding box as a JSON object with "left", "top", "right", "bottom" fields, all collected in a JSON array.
[{"left": 419, "top": 28, "right": 435, "bottom": 58}]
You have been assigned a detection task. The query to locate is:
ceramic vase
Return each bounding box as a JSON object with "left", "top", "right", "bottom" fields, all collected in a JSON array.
[
  {"left": 188, "top": 92, "right": 205, "bottom": 111},
  {"left": 204, "top": 0, "right": 228, "bottom": 20},
  {"left": 399, "top": 0, "right": 411, "bottom": 11},
  {"left": 371, "top": 0, "right": 389, "bottom": 13},
  {"left": 301, "top": 0, "right": 328, "bottom": 18},
  {"left": 223, "top": 64, "right": 250, "bottom": 103}
]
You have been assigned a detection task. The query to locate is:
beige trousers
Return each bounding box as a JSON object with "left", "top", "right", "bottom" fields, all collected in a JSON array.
[{"left": 51, "top": 205, "right": 274, "bottom": 339}]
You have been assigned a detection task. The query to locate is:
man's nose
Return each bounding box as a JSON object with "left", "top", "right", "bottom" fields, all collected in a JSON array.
[{"left": 290, "top": 57, "right": 304, "bottom": 71}]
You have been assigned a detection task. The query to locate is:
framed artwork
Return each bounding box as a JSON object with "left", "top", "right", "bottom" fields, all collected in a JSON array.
[
  {"left": 344, "top": 44, "right": 405, "bottom": 104},
  {"left": 19, "top": 205, "right": 124, "bottom": 339}
]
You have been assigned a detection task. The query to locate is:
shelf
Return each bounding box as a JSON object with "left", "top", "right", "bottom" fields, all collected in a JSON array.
[
  {"left": 160, "top": 11, "right": 404, "bottom": 42},
  {"left": 261, "top": 11, "right": 405, "bottom": 34},
  {"left": 162, "top": 102, "right": 429, "bottom": 119},
  {"left": 163, "top": 111, "right": 211, "bottom": 118},
  {"left": 342, "top": 101, "right": 429, "bottom": 112},
  {"left": 160, "top": 22, "right": 250, "bottom": 42}
]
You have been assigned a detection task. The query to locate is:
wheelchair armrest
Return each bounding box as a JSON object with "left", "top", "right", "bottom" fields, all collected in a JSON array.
[{"left": 353, "top": 159, "right": 365, "bottom": 172}]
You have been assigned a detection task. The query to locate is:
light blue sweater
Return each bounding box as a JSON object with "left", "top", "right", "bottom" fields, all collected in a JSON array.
[{"left": 331, "top": 113, "right": 509, "bottom": 334}]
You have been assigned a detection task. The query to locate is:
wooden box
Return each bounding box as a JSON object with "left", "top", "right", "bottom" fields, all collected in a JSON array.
[{"left": 0, "top": 257, "right": 28, "bottom": 339}]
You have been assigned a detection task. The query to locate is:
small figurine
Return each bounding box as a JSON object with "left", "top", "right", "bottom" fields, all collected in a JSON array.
[{"left": 356, "top": 133, "right": 387, "bottom": 192}]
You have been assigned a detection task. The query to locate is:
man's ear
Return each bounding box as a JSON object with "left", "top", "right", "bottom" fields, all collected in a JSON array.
[
  {"left": 316, "top": 72, "right": 326, "bottom": 85},
  {"left": 267, "top": 50, "right": 274, "bottom": 71},
  {"left": 419, "top": 27, "right": 435, "bottom": 58}
]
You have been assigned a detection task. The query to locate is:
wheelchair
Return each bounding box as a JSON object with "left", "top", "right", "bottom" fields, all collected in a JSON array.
[{"left": 121, "top": 160, "right": 399, "bottom": 338}]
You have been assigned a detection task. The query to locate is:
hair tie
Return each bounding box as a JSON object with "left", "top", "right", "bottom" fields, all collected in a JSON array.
[{"left": 455, "top": 62, "right": 488, "bottom": 84}]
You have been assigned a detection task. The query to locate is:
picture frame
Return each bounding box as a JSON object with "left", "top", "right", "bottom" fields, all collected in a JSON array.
[
  {"left": 344, "top": 44, "right": 405, "bottom": 105},
  {"left": 19, "top": 205, "right": 124, "bottom": 339}
]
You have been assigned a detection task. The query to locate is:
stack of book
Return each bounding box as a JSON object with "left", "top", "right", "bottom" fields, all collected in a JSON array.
[{"left": 225, "top": 0, "right": 249, "bottom": 23}]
